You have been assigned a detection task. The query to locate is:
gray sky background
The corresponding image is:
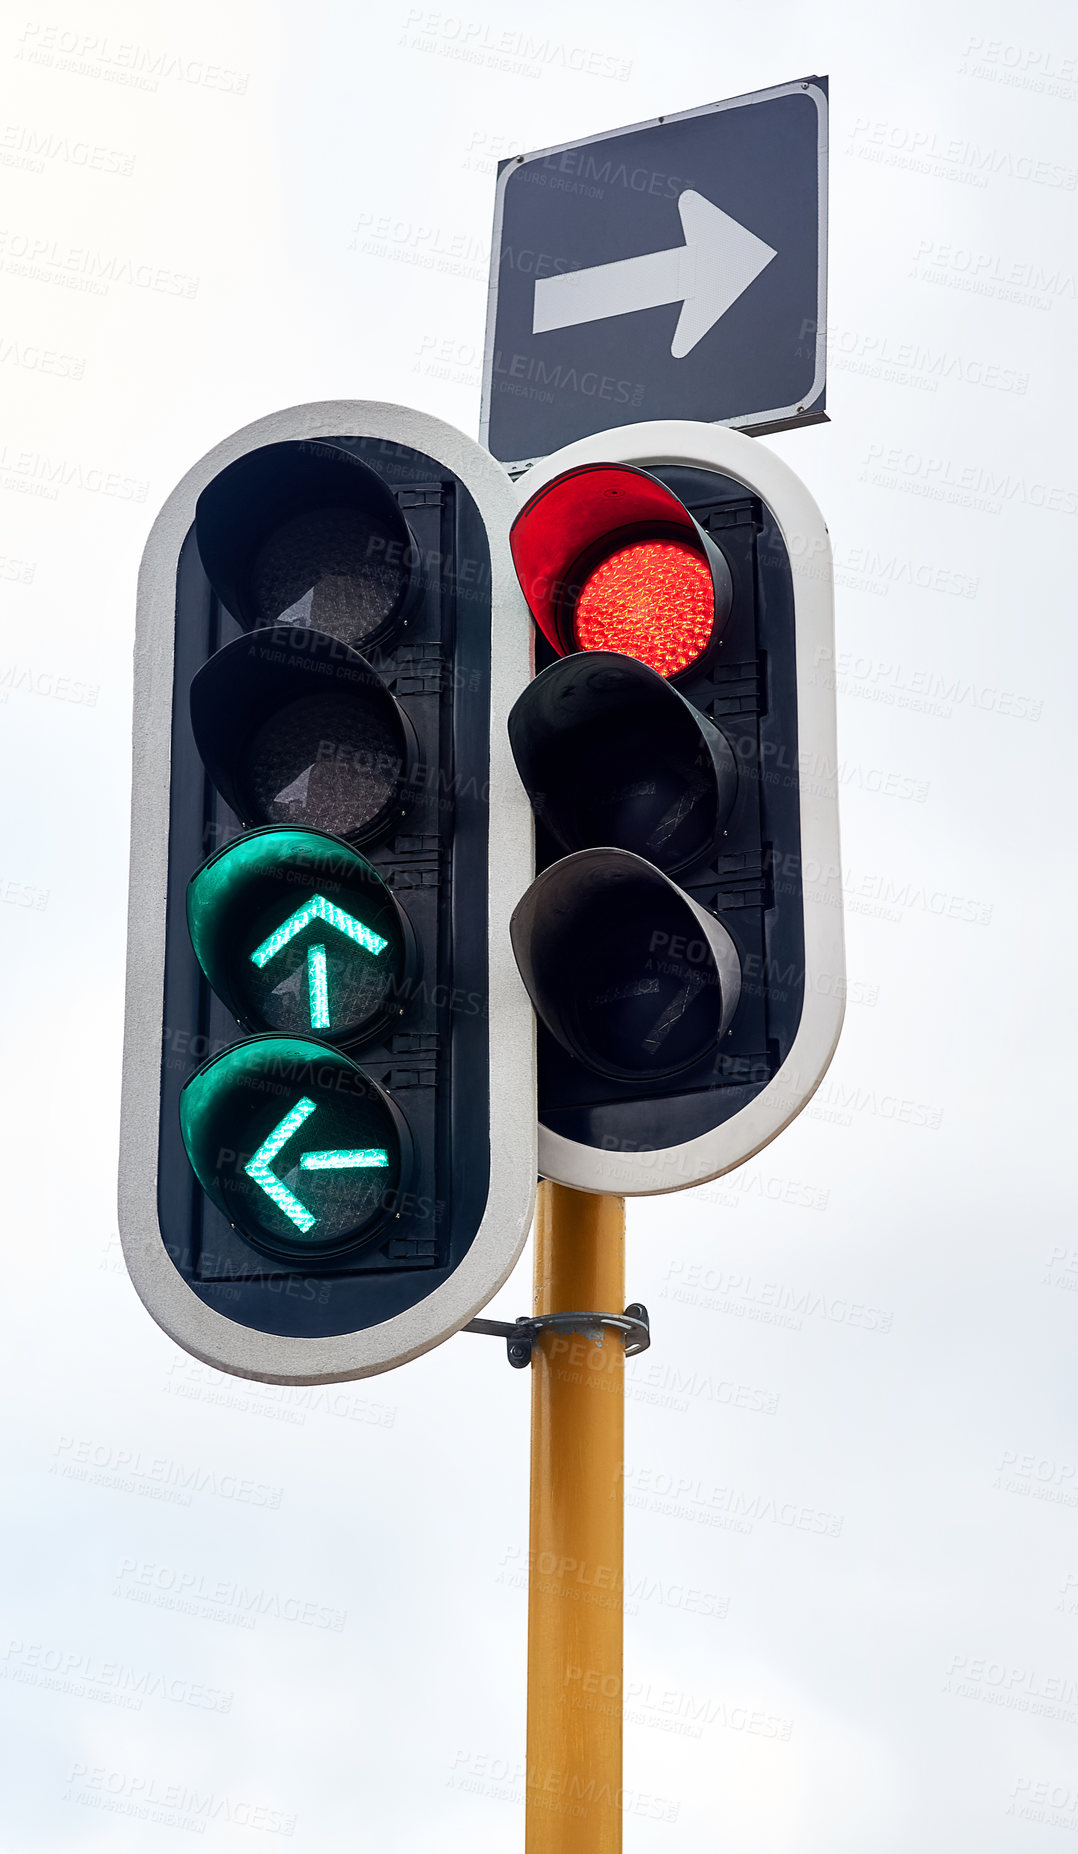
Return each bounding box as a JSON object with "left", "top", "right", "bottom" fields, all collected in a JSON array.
[{"left": 2, "top": 0, "right": 1077, "bottom": 1847}]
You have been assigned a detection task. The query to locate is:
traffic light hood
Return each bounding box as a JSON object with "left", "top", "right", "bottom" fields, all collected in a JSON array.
[
  {"left": 507, "top": 650, "right": 737, "bottom": 876},
  {"left": 194, "top": 439, "right": 422, "bottom": 652},
  {"left": 189, "top": 624, "right": 421, "bottom": 846}
]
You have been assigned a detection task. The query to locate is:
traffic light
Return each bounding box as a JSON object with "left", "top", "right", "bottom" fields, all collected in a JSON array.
[
  {"left": 119, "top": 404, "right": 536, "bottom": 1382},
  {"left": 506, "top": 421, "right": 844, "bottom": 1195}
]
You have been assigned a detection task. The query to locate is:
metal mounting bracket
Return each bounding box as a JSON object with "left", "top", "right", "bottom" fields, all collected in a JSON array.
[{"left": 463, "top": 1303, "right": 650, "bottom": 1369}]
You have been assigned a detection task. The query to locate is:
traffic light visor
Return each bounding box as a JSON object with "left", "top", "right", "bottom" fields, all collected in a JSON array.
[
  {"left": 510, "top": 463, "right": 733, "bottom": 679},
  {"left": 508, "top": 652, "right": 737, "bottom": 876}
]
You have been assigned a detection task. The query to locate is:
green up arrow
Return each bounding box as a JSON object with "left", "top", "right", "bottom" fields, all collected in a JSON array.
[
  {"left": 250, "top": 895, "right": 389, "bottom": 1032},
  {"left": 245, "top": 1096, "right": 389, "bottom": 1235}
]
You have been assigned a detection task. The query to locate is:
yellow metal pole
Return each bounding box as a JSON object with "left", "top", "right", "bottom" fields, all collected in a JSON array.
[{"left": 526, "top": 1181, "right": 625, "bottom": 1854}]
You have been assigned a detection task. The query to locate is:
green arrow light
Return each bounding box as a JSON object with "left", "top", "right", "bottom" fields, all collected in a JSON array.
[
  {"left": 245, "top": 1096, "right": 318, "bottom": 1233},
  {"left": 243, "top": 1099, "right": 391, "bottom": 1235},
  {"left": 180, "top": 1034, "right": 408, "bottom": 1258},
  {"left": 250, "top": 893, "right": 389, "bottom": 1034},
  {"left": 188, "top": 833, "right": 409, "bottom": 1045},
  {"left": 300, "top": 1149, "right": 389, "bottom": 1170},
  {"left": 308, "top": 943, "right": 329, "bottom": 1030},
  {"left": 250, "top": 894, "right": 389, "bottom": 967}
]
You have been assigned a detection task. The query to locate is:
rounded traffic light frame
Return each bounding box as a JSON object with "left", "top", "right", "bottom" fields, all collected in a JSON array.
[
  {"left": 179, "top": 1035, "right": 415, "bottom": 1263},
  {"left": 187, "top": 826, "right": 419, "bottom": 1047},
  {"left": 508, "top": 650, "right": 737, "bottom": 877},
  {"left": 509, "top": 417, "right": 844, "bottom": 1199},
  {"left": 121, "top": 396, "right": 538, "bottom": 1385},
  {"left": 194, "top": 439, "right": 422, "bottom": 655},
  {"left": 509, "top": 462, "right": 733, "bottom": 681},
  {"left": 190, "top": 625, "right": 421, "bottom": 846},
  {"left": 510, "top": 848, "right": 741, "bottom": 1085}
]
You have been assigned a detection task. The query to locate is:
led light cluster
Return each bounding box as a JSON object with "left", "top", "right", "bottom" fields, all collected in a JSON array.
[
  {"left": 308, "top": 943, "right": 329, "bottom": 1029},
  {"left": 572, "top": 540, "right": 714, "bottom": 679},
  {"left": 245, "top": 1096, "right": 318, "bottom": 1233},
  {"left": 300, "top": 1149, "right": 389, "bottom": 1170},
  {"left": 242, "top": 1092, "right": 391, "bottom": 1238},
  {"left": 249, "top": 894, "right": 388, "bottom": 967}
]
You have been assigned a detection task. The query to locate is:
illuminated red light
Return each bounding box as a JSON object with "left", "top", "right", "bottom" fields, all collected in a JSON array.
[{"left": 572, "top": 540, "right": 715, "bottom": 679}]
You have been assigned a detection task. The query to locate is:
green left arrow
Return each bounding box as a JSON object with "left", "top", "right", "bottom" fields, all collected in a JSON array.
[
  {"left": 245, "top": 1097, "right": 389, "bottom": 1235},
  {"left": 250, "top": 894, "right": 389, "bottom": 1032}
]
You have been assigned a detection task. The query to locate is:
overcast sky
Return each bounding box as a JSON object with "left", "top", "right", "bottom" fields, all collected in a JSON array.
[{"left": 2, "top": 0, "right": 1077, "bottom": 1848}]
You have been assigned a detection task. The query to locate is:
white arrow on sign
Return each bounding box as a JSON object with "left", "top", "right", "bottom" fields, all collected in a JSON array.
[{"left": 531, "top": 189, "right": 778, "bottom": 360}]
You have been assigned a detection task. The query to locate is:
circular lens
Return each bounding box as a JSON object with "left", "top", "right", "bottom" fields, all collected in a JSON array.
[
  {"left": 187, "top": 828, "right": 414, "bottom": 1047},
  {"left": 245, "top": 692, "right": 404, "bottom": 840},
  {"left": 565, "top": 887, "right": 725, "bottom": 1079},
  {"left": 536, "top": 705, "right": 718, "bottom": 872},
  {"left": 251, "top": 505, "right": 408, "bottom": 648},
  {"left": 573, "top": 540, "right": 714, "bottom": 678},
  {"left": 180, "top": 1037, "right": 410, "bottom": 1260}
]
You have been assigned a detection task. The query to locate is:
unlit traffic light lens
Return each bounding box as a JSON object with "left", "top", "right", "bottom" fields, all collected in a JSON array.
[
  {"left": 573, "top": 539, "right": 715, "bottom": 678},
  {"left": 249, "top": 503, "right": 410, "bottom": 648},
  {"left": 194, "top": 441, "right": 420, "bottom": 654},
  {"left": 510, "top": 848, "right": 741, "bottom": 1084},
  {"left": 569, "top": 893, "right": 727, "bottom": 1078},
  {"left": 246, "top": 688, "right": 404, "bottom": 839},
  {"left": 190, "top": 627, "right": 420, "bottom": 847}
]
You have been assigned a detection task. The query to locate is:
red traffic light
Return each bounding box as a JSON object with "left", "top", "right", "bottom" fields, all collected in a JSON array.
[
  {"left": 509, "top": 462, "right": 732, "bottom": 680},
  {"left": 573, "top": 538, "right": 714, "bottom": 678}
]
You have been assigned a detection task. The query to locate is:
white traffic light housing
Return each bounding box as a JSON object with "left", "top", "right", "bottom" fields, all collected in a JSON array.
[
  {"left": 507, "top": 420, "right": 844, "bottom": 1196},
  {"left": 119, "top": 403, "right": 536, "bottom": 1381}
]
